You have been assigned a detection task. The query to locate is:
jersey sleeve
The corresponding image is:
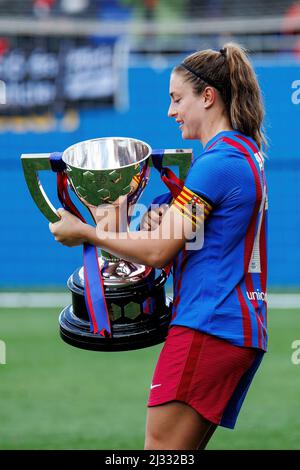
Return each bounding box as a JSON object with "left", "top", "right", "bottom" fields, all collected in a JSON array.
[
  {"left": 170, "top": 149, "right": 233, "bottom": 227},
  {"left": 184, "top": 149, "right": 233, "bottom": 206}
]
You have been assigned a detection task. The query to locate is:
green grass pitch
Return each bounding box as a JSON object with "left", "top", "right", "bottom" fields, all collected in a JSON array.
[{"left": 0, "top": 307, "right": 300, "bottom": 449}]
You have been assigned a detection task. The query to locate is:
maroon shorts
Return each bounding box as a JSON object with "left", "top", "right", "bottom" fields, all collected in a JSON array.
[{"left": 148, "top": 326, "right": 264, "bottom": 429}]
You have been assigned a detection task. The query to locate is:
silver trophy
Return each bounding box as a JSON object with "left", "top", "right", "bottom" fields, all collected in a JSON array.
[{"left": 21, "top": 137, "right": 192, "bottom": 351}]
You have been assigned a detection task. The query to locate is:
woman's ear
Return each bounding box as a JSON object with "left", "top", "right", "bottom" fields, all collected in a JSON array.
[{"left": 203, "top": 86, "right": 216, "bottom": 109}]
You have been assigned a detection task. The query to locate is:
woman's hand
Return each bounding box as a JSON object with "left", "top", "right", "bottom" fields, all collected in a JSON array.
[
  {"left": 140, "top": 204, "right": 169, "bottom": 231},
  {"left": 49, "top": 208, "right": 87, "bottom": 247}
]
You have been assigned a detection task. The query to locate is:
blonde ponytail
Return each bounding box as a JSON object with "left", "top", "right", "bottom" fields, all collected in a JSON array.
[{"left": 224, "top": 43, "right": 266, "bottom": 150}]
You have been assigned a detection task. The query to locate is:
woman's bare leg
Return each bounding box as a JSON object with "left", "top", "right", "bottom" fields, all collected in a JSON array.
[{"left": 144, "top": 401, "right": 217, "bottom": 450}]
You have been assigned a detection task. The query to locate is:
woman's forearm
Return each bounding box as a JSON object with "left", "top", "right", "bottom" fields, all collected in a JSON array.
[
  {"left": 82, "top": 224, "right": 170, "bottom": 268},
  {"left": 88, "top": 203, "right": 126, "bottom": 232}
]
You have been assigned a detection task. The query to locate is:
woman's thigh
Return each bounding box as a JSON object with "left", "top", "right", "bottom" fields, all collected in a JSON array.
[{"left": 144, "top": 401, "right": 217, "bottom": 450}]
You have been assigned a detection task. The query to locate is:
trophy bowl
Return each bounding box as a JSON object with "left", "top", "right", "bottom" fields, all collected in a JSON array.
[
  {"left": 62, "top": 136, "right": 151, "bottom": 207},
  {"left": 62, "top": 137, "right": 153, "bottom": 285}
]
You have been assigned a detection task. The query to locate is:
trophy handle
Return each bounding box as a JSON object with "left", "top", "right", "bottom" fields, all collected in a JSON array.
[
  {"left": 21, "top": 149, "right": 192, "bottom": 225},
  {"left": 21, "top": 153, "right": 60, "bottom": 223},
  {"left": 151, "top": 149, "right": 193, "bottom": 180}
]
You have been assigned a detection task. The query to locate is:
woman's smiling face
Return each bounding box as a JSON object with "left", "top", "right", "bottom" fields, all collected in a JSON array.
[{"left": 168, "top": 72, "right": 206, "bottom": 140}]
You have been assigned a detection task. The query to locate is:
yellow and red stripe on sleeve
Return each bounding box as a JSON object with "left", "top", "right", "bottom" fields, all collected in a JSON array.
[{"left": 172, "top": 186, "right": 212, "bottom": 229}]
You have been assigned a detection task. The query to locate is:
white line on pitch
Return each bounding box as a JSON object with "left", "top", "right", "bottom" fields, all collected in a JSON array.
[{"left": 0, "top": 292, "right": 300, "bottom": 309}]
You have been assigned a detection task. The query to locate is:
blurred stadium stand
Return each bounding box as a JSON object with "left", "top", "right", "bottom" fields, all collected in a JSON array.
[
  {"left": 0, "top": 1, "right": 295, "bottom": 18},
  {"left": 0, "top": 0, "right": 300, "bottom": 289},
  {"left": 0, "top": 0, "right": 299, "bottom": 54}
]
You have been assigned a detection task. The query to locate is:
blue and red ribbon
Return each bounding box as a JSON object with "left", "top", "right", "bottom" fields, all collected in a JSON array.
[
  {"left": 50, "top": 152, "right": 111, "bottom": 337},
  {"left": 151, "top": 150, "right": 184, "bottom": 198}
]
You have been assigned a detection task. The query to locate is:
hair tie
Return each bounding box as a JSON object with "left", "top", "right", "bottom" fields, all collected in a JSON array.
[{"left": 220, "top": 48, "right": 226, "bottom": 57}]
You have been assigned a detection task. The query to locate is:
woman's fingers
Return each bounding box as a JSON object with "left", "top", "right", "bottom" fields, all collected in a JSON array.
[
  {"left": 148, "top": 209, "right": 161, "bottom": 225},
  {"left": 141, "top": 208, "right": 159, "bottom": 230},
  {"left": 141, "top": 205, "right": 169, "bottom": 231}
]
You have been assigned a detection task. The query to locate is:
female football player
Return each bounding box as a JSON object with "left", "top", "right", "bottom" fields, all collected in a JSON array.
[{"left": 50, "top": 43, "right": 268, "bottom": 450}]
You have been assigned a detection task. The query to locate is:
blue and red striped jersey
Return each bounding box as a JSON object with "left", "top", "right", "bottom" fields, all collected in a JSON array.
[{"left": 170, "top": 130, "right": 268, "bottom": 351}]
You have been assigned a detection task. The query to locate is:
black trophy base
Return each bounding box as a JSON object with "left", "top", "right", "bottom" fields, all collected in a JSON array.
[{"left": 59, "top": 267, "right": 172, "bottom": 352}]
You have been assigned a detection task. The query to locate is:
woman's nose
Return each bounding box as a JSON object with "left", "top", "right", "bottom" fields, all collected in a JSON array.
[{"left": 168, "top": 103, "right": 176, "bottom": 118}]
